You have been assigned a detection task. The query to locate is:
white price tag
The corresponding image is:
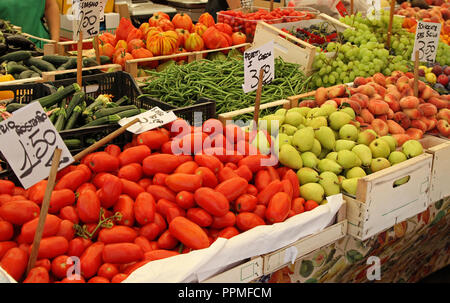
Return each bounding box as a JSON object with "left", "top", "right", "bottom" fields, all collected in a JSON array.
[
  {"left": 411, "top": 21, "right": 441, "bottom": 64},
  {"left": 0, "top": 102, "right": 74, "bottom": 189},
  {"left": 366, "top": 0, "right": 381, "bottom": 20},
  {"left": 118, "top": 107, "right": 177, "bottom": 134},
  {"left": 72, "top": 0, "right": 105, "bottom": 40},
  {"left": 243, "top": 40, "right": 275, "bottom": 94}
]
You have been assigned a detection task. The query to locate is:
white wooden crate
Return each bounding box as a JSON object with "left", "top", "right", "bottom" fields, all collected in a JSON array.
[
  {"left": 202, "top": 257, "right": 264, "bottom": 283},
  {"left": 345, "top": 153, "right": 433, "bottom": 240}
]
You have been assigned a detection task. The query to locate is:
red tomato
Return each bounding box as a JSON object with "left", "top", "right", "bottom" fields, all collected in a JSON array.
[
  {"left": 236, "top": 212, "right": 266, "bottom": 232},
  {"left": 195, "top": 167, "right": 218, "bottom": 188},
  {"left": 246, "top": 184, "right": 258, "bottom": 196},
  {"left": 215, "top": 177, "right": 248, "bottom": 202},
  {"left": 80, "top": 242, "right": 105, "bottom": 278},
  {"left": 174, "top": 161, "right": 199, "bottom": 174},
  {"left": 146, "top": 185, "right": 176, "bottom": 202},
  {"left": 32, "top": 236, "right": 69, "bottom": 259},
  {"left": 60, "top": 276, "right": 86, "bottom": 283},
  {"left": 0, "top": 247, "right": 28, "bottom": 280},
  {"left": 211, "top": 211, "right": 236, "bottom": 229},
  {"left": 281, "top": 179, "right": 294, "bottom": 200},
  {"left": 194, "top": 187, "right": 229, "bottom": 217},
  {"left": 255, "top": 170, "right": 271, "bottom": 192},
  {"left": 97, "top": 174, "right": 123, "bottom": 209},
  {"left": 77, "top": 190, "right": 101, "bottom": 224},
  {"left": 291, "top": 197, "right": 305, "bottom": 214},
  {"left": 87, "top": 152, "right": 120, "bottom": 173},
  {"left": 113, "top": 195, "right": 135, "bottom": 226},
  {"left": 0, "top": 221, "right": 14, "bottom": 241},
  {"left": 137, "top": 129, "right": 170, "bottom": 150},
  {"left": 98, "top": 226, "right": 138, "bottom": 243},
  {"left": 277, "top": 167, "right": 290, "bottom": 179},
  {"left": 152, "top": 173, "right": 168, "bottom": 186},
  {"left": 134, "top": 192, "right": 156, "bottom": 226},
  {"left": 134, "top": 236, "right": 154, "bottom": 253},
  {"left": 235, "top": 194, "right": 258, "bottom": 213},
  {"left": 175, "top": 191, "right": 195, "bottom": 209},
  {"left": 48, "top": 189, "right": 76, "bottom": 214},
  {"left": 283, "top": 169, "right": 300, "bottom": 198},
  {"left": 0, "top": 200, "right": 40, "bottom": 225},
  {"left": 27, "top": 180, "right": 47, "bottom": 204},
  {"left": 98, "top": 263, "right": 119, "bottom": 280},
  {"left": 144, "top": 249, "right": 179, "bottom": 261},
  {"left": 238, "top": 155, "right": 270, "bottom": 173},
  {"left": 265, "top": 192, "right": 291, "bottom": 223},
  {"left": 0, "top": 194, "right": 12, "bottom": 207},
  {"left": 234, "top": 165, "right": 253, "bottom": 182},
  {"left": 142, "top": 154, "right": 189, "bottom": 176},
  {"left": 165, "top": 173, "right": 203, "bottom": 193},
  {"left": 118, "top": 163, "right": 143, "bottom": 182},
  {"left": 218, "top": 167, "right": 239, "bottom": 183},
  {"left": 139, "top": 223, "right": 161, "bottom": 241},
  {"left": 0, "top": 180, "right": 14, "bottom": 195},
  {"left": 304, "top": 200, "right": 319, "bottom": 211},
  {"left": 194, "top": 154, "right": 223, "bottom": 174},
  {"left": 168, "top": 217, "right": 210, "bottom": 250},
  {"left": 257, "top": 180, "right": 283, "bottom": 206},
  {"left": 157, "top": 229, "right": 179, "bottom": 250},
  {"left": 59, "top": 206, "right": 79, "bottom": 224},
  {"left": 23, "top": 266, "right": 49, "bottom": 283},
  {"left": 218, "top": 226, "right": 240, "bottom": 239},
  {"left": 55, "top": 169, "right": 88, "bottom": 191},
  {"left": 253, "top": 204, "right": 266, "bottom": 219},
  {"left": 20, "top": 214, "right": 61, "bottom": 243},
  {"left": 51, "top": 255, "right": 71, "bottom": 279},
  {"left": 105, "top": 144, "right": 122, "bottom": 157},
  {"left": 111, "top": 273, "right": 129, "bottom": 283},
  {"left": 76, "top": 183, "right": 97, "bottom": 196},
  {"left": 88, "top": 276, "right": 110, "bottom": 283},
  {"left": 166, "top": 207, "right": 185, "bottom": 223},
  {"left": 0, "top": 242, "right": 17, "bottom": 259},
  {"left": 138, "top": 178, "right": 153, "bottom": 189},
  {"left": 186, "top": 208, "right": 213, "bottom": 227},
  {"left": 92, "top": 172, "right": 109, "bottom": 188},
  {"left": 118, "top": 145, "right": 151, "bottom": 167},
  {"left": 67, "top": 237, "right": 92, "bottom": 257},
  {"left": 103, "top": 243, "right": 144, "bottom": 264}
]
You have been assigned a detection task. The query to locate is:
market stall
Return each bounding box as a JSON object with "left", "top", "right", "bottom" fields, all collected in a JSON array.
[{"left": 0, "top": 0, "right": 449, "bottom": 284}]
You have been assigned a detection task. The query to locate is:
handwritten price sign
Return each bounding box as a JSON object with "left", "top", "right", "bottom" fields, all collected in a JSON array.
[
  {"left": 72, "top": 0, "right": 106, "bottom": 40},
  {"left": 243, "top": 40, "right": 275, "bottom": 93},
  {"left": 0, "top": 102, "right": 74, "bottom": 189},
  {"left": 411, "top": 21, "right": 441, "bottom": 64},
  {"left": 119, "top": 107, "right": 177, "bottom": 134}
]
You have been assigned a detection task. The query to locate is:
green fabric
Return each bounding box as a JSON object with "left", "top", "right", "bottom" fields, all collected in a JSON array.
[{"left": 0, "top": 0, "right": 50, "bottom": 49}]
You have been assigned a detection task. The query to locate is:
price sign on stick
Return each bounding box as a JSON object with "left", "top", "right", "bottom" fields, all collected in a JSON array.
[
  {"left": 118, "top": 107, "right": 178, "bottom": 134},
  {"left": 72, "top": 0, "right": 104, "bottom": 40},
  {"left": 0, "top": 102, "right": 74, "bottom": 189},
  {"left": 243, "top": 40, "right": 275, "bottom": 93},
  {"left": 411, "top": 21, "right": 441, "bottom": 64},
  {"left": 366, "top": 0, "right": 381, "bottom": 20}
]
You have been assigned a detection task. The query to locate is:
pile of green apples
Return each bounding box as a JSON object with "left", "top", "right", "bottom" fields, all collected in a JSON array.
[{"left": 258, "top": 103, "right": 424, "bottom": 202}]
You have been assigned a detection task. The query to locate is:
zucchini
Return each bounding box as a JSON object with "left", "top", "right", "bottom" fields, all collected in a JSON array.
[
  {"left": 57, "top": 57, "right": 77, "bottom": 70},
  {"left": 19, "top": 70, "right": 34, "bottom": 79},
  {"left": 6, "top": 103, "right": 26, "bottom": 112},
  {"left": 24, "top": 57, "right": 56, "bottom": 72},
  {"left": 54, "top": 105, "right": 67, "bottom": 131},
  {"left": 64, "top": 105, "right": 82, "bottom": 130},
  {"left": 116, "top": 108, "right": 141, "bottom": 119},
  {"left": 7, "top": 63, "right": 29, "bottom": 74},
  {"left": 81, "top": 114, "right": 121, "bottom": 128},
  {"left": 63, "top": 139, "right": 82, "bottom": 149},
  {"left": 42, "top": 55, "right": 70, "bottom": 67},
  {"left": 82, "top": 57, "right": 98, "bottom": 67},
  {"left": 83, "top": 94, "right": 112, "bottom": 116},
  {"left": 49, "top": 108, "right": 60, "bottom": 124},
  {"left": 29, "top": 65, "right": 42, "bottom": 76},
  {"left": 115, "top": 96, "right": 129, "bottom": 106},
  {"left": 66, "top": 91, "right": 85, "bottom": 118},
  {"left": 100, "top": 55, "right": 111, "bottom": 65},
  {"left": 34, "top": 83, "right": 81, "bottom": 108},
  {"left": 86, "top": 138, "right": 97, "bottom": 145},
  {"left": 0, "top": 50, "right": 31, "bottom": 63},
  {"left": 93, "top": 105, "right": 138, "bottom": 120}
]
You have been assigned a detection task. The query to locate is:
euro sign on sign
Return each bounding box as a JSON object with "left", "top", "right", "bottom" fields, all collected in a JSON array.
[{"left": 72, "top": 0, "right": 106, "bottom": 40}]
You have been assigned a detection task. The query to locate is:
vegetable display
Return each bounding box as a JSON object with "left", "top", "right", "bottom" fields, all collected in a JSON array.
[{"left": 141, "top": 54, "right": 312, "bottom": 115}]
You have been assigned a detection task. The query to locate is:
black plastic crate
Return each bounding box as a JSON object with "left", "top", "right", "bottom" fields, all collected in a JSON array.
[{"left": 0, "top": 82, "right": 52, "bottom": 104}]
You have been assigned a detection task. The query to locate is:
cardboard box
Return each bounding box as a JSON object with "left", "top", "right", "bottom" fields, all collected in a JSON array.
[{"left": 59, "top": 12, "right": 120, "bottom": 40}]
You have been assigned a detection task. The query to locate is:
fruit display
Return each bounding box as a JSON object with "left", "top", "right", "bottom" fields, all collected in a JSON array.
[
  {"left": 418, "top": 62, "right": 450, "bottom": 93},
  {"left": 98, "top": 12, "right": 247, "bottom": 70},
  {"left": 396, "top": 1, "right": 450, "bottom": 45},
  {"left": 309, "top": 10, "right": 450, "bottom": 89},
  {"left": 281, "top": 22, "right": 341, "bottom": 50},
  {"left": 141, "top": 54, "right": 312, "bottom": 114},
  {"left": 217, "top": 7, "right": 319, "bottom": 42}
]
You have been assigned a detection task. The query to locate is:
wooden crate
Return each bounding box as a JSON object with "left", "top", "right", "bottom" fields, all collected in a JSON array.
[
  {"left": 124, "top": 43, "right": 252, "bottom": 80},
  {"left": 344, "top": 153, "right": 433, "bottom": 240},
  {"left": 217, "top": 99, "right": 291, "bottom": 124},
  {"left": 420, "top": 135, "right": 450, "bottom": 203}
]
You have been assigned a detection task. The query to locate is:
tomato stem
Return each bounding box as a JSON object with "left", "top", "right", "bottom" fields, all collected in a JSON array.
[{"left": 73, "top": 209, "right": 123, "bottom": 239}]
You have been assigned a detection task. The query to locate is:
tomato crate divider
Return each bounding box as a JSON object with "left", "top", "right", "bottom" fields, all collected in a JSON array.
[{"left": 344, "top": 153, "right": 433, "bottom": 241}]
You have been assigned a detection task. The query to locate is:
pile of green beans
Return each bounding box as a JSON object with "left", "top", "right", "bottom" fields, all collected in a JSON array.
[{"left": 140, "top": 56, "right": 313, "bottom": 114}]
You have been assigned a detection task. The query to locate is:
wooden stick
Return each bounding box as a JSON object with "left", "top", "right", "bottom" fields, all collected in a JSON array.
[
  {"left": 26, "top": 148, "right": 62, "bottom": 274},
  {"left": 253, "top": 68, "right": 265, "bottom": 125},
  {"left": 351, "top": 0, "right": 354, "bottom": 15},
  {"left": 77, "top": 31, "right": 83, "bottom": 87},
  {"left": 270, "top": 0, "right": 274, "bottom": 12},
  {"left": 94, "top": 36, "right": 101, "bottom": 65},
  {"left": 73, "top": 118, "right": 140, "bottom": 162},
  {"left": 414, "top": 50, "right": 420, "bottom": 97},
  {"left": 386, "top": 0, "right": 396, "bottom": 49}
]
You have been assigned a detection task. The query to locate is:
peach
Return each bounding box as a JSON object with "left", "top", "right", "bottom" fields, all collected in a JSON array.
[
  {"left": 392, "top": 134, "right": 411, "bottom": 147},
  {"left": 386, "top": 85, "right": 402, "bottom": 100},
  {"left": 387, "top": 108, "right": 395, "bottom": 120},
  {"left": 353, "top": 76, "right": 368, "bottom": 87},
  {"left": 369, "top": 83, "right": 387, "bottom": 97},
  {"left": 405, "top": 128, "right": 424, "bottom": 140},
  {"left": 417, "top": 103, "right": 438, "bottom": 117},
  {"left": 384, "top": 94, "right": 401, "bottom": 112},
  {"left": 387, "top": 120, "right": 406, "bottom": 134},
  {"left": 371, "top": 118, "right": 389, "bottom": 136},
  {"left": 348, "top": 87, "right": 358, "bottom": 95},
  {"left": 323, "top": 100, "right": 338, "bottom": 108},
  {"left": 385, "top": 76, "right": 396, "bottom": 86},
  {"left": 437, "top": 119, "right": 450, "bottom": 137},
  {"left": 419, "top": 116, "right": 437, "bottom": 131},
  {"left": 393, "top": 111, "right": 411, "bottom": 129},
  {"left": 410, "top": 119, "right": 428, "bottom": 133},
  {"left": 396, "top": 76, "right": 411, "bottom": 92},
  {"left": 376, "top": 114, "right": 388, "bottom": 122},
  {"left": 327, "top": 85, "right": 346, "bottom": 99},
  {"left": 372, "top": 73, "right": 386, "bottom": 87},
  {"left": 315, "top": 87, "right": 328, "bottom": 106},
  {"left": 342, "top": 99, "right": 362, "bottom": 114},
  {"left": 368, "top": 99, "right": 390, "bottom": 115},
  {"left": 350, "top": 93, "right": 369, "bottom": 108},
  {"left": 420, "top": 85, "right": 436, "bottom": 100},
  {"left": 403, "top": 108, "right": 422, "bottom": 120},
  {"left": 399, "top": 96, "right": 420, "bottom": 109},
  {"left": 437, "top": 108, "right": 450, "bottom": 122},
  {"left": 360, "top": 108, "right": 375, "bottom": 123},
  {"left": 391, "top": 71, "right": 405, "bottom": 79},
  {"left": 298, "top": 99, "right": 317, "bottom": 108},
  {"left": 428, "top": 97, "right": 449, "bottom": 109},
  {"left": 355, "top": 116, "right": 365, "bottom": 124},
  {"left": 401, "top": 86, "right": 414, "bottom": 97},
  {"left": 357, "top": 84, "right": 376, "bottom": 97}
]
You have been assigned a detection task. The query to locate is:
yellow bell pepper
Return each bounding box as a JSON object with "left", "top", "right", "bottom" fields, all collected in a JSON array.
[{"left": 0, "top": 74, "right": 15, "bottom": 100}]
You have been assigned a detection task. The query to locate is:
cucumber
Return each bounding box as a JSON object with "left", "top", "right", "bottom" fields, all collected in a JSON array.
[
  {"left": 63, "top": 139, "right": 82, "bottom": 149},
  {"left": 19, "top": 70, "right": 34, "bottom": 79},
  {"left": 7, "top": 63, "right": 29, "bottom": 74},
  {"left": 81, "top": 114, "right": 121, "bottom": 128},
  {"left": 42, "top": 55, "right": 70, "bottom": 67},
  {"left": 93, "top": 105, "right": 138, "bottom": 120},
  {"left": 64, "top": 105, "right": 82, "bottom": 130},
  {"left": 66, "top": 91, "right": 85, "bottom": 118},
  {"left": 82, "top": 57, "right": 98, "bottom": 67},
  {"left": 29, "top": 65, "right": 42, "bottom": 76},
  {"left": 0, "top": 50, "right": 31, "bottom": 63},
  {"left": 6, "top": 103, "right": 26, "bottom": 112},
  {"left": 100, "top": 55, "right": 111, "bottom": 65},
  {"left": 24, "top": 57, "right": 56, "bottom": 72},
  {"left": 34, "top": 83, "right": 81, "bottom": 108},
  {"left": 116, "top": 108, "right": 141, "bottom": 119},
  {"left": 57, "top": 57, "right": 77, "bottom": 70}
]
